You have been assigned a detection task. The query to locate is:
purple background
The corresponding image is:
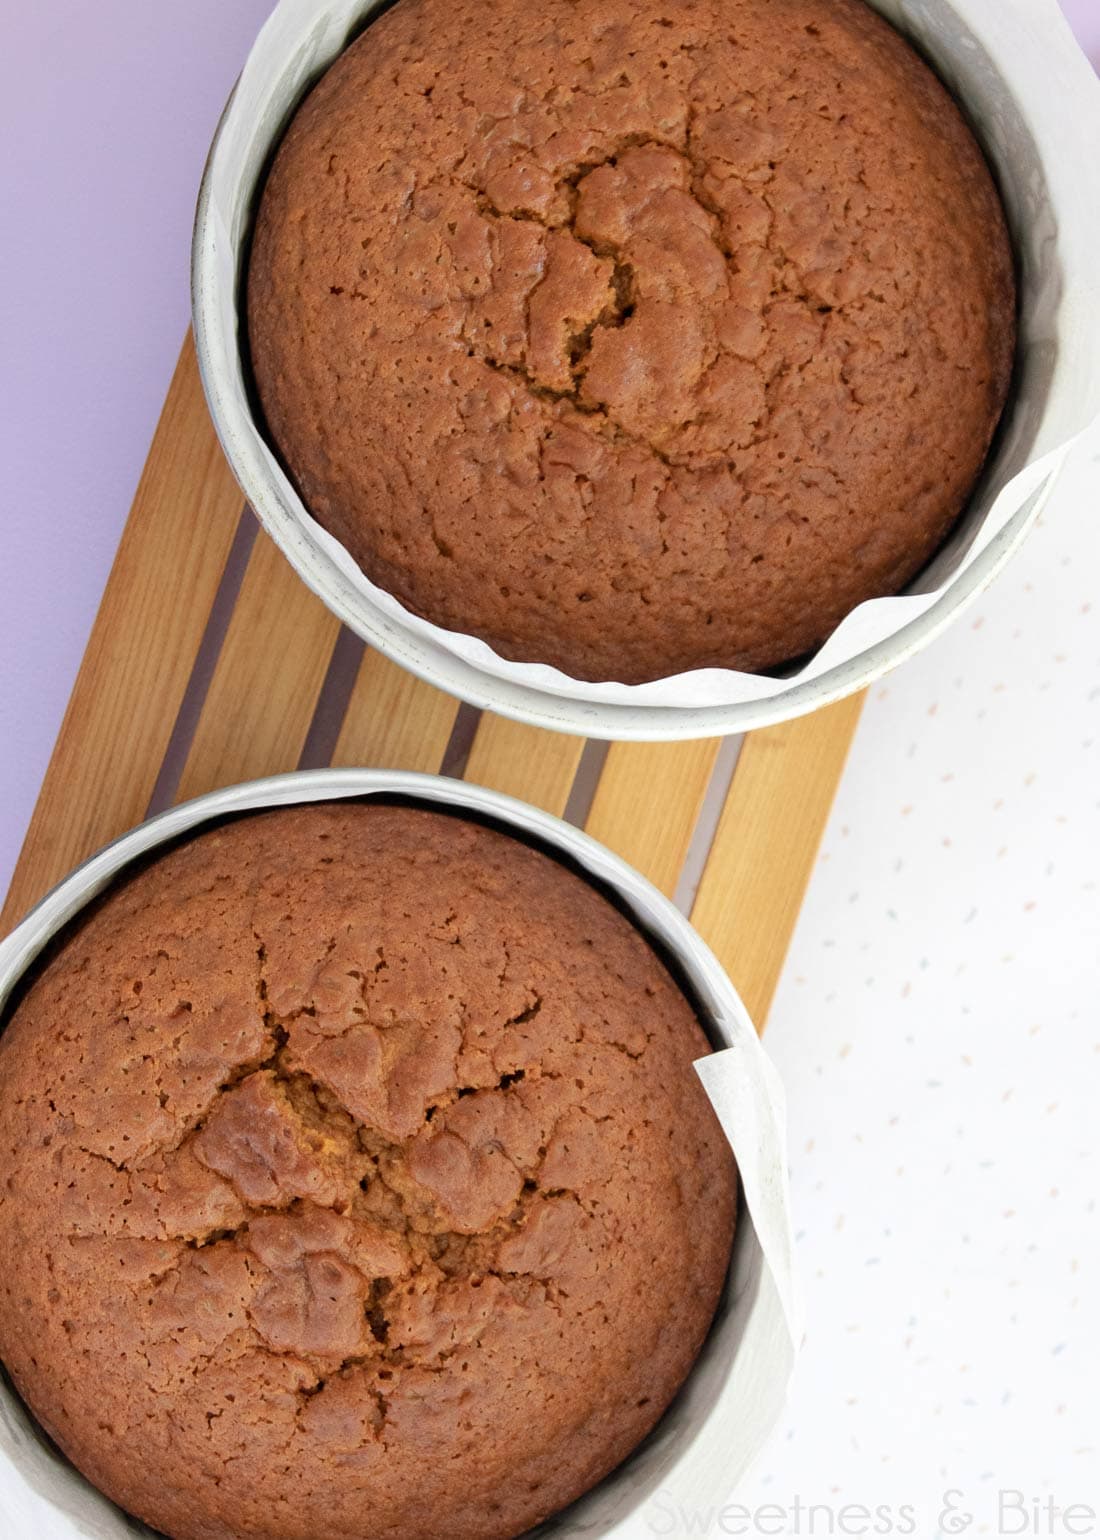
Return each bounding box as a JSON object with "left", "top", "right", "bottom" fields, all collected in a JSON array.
[{"left": 1, "top": 0, "right": 1097, "bottom": 899}]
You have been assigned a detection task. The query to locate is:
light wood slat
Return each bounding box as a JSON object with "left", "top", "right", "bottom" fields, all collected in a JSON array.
[
  {"left": 174, "top": 530, "right": 342, "bottom": 804},
  {"left": 691, "top": 693, "right": 865, "bottom": 1028},
  {"left": 1, "top": 336, "right": 243, "bottom": 937},
  {"left": 331, "top": 649, "right": 459, "bottom": 773},
  {"left": 584, "top": 740, "right": 724, "bottom": 898},
  {"left": 463, "top": 717, "right": 585, "bottom": 817}
]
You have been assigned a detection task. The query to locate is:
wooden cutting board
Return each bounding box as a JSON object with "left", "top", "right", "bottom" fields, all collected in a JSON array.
[{"left": 0, "top": 335, "right": 864, "bottom": 1028}]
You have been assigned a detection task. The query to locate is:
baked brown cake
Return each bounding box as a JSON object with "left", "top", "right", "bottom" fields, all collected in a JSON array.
[
  {"left": 0, "top": 804, "right": 736, "bottom": 1540},
  {"left": 247, "top": 0, "right": 1015, "bottom": 684}
]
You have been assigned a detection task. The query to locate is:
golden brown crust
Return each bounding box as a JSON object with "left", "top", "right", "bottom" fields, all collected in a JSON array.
[
  {"left": 0, "top": 804, "right": 736, "bottom": 1540},
  {"left": 248, "top": 0, "right": 1015, "bottom": 683}
]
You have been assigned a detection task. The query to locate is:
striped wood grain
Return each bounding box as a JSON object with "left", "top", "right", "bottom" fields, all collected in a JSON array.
[
  {"left": 691, "top": 694, "right": 866, "bottom": 1024},
  {"left": 585, "top": 739, "right": 725, "bottom": 897},
  {"left": 463, "top": 716, "right": 585, "bottom": 818},
  {"left": 332, "top": 649, "right": 459, "bottom": 774},
  {"left": 0, "top": 336, "right": 242, "bottom": 935},
  {"left": 174, "top": 529, "right": 342, "bottom": 804}
]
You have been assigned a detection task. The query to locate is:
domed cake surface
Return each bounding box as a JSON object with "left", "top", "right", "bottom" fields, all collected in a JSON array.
[
  {"left": 248, "top": 0, "right": 1015, "bottom": 682},
  {"left": 0, "top": 803, "right": 736, "bottom": 1540}
]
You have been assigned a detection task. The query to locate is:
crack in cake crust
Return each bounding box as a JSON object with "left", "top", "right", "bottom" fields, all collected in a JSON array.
[
  {"left": 0, "top": 804, "right": 736, "bottom": 1540},
  {"left": 248, "top": 0, "right": 1015, "bottom": 683}
]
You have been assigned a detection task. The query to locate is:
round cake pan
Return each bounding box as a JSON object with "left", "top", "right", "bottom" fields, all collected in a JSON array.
[
  {"left": 0, "top": 769, "right": 796, "bottom": 1540},
  {"left": 192, "top": 0, "right": 1100, "bottom": 742}
]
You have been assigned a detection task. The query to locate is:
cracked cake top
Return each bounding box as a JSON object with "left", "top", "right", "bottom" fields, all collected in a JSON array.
[
  {"left": 0, "top": 803, "right": 736, "bottom": 1540},
  {"left": 247, "top": 0, "right": 1015, "bottom": 684}
]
